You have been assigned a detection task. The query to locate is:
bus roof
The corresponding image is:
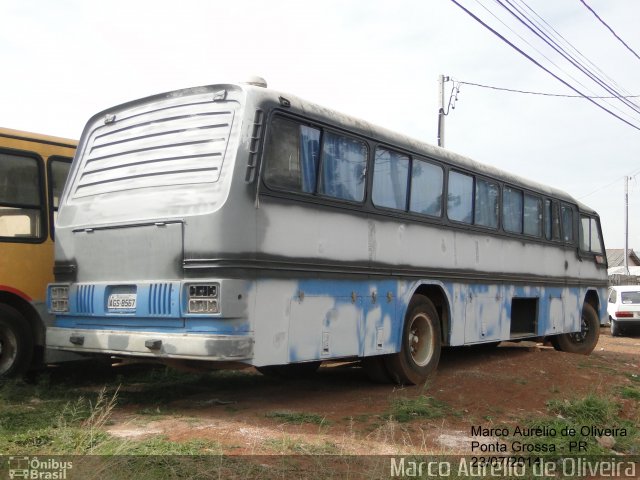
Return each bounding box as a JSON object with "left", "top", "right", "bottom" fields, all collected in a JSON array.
[
  {"left": 83, "top": 82, "right": 599, "bottom": 216},
  {"left": 0, "top": 127, "right": 77, "bottom": 149}
]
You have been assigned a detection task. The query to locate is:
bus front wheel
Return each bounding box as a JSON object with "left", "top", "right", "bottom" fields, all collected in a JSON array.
[
  {"left": 0, "top": 304, "right": 34, "bottom": 377},
  {"left": 551, "top": 303, "right": 599, "bottom": 355},
  {"left": 385, "top": 295, "right": 441, "bottom": 385}
]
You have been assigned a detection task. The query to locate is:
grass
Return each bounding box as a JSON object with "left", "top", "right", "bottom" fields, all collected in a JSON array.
[
  {"left": 511, "top": 394, "right": 640, "bottom": 457},
  {"left": 618, "top": 385, "right": 640, "bottom": 400},
  {"left": 265, "top": 410, "right": 329, "bottom": 425},
  {"left": 263, "top": 436, "right": 340, "bottom": 454},
  {"left": 386, "top": 395, "right": 453, "bottom": 422},
  {"left": 0, "top": 374, "right": 224, "bottom": 456}
]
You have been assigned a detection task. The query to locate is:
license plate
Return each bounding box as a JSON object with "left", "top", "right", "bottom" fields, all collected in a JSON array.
[{"left": 108, "top": 293, "right": 136, "bottom": 310}]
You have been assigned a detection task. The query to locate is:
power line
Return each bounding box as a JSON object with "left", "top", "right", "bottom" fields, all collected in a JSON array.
[
  {"left": 456, "top": 79, "right": 640, "bottom": 98},
  {"left": 449, "top": 0, "right": 640, "bottom": 131},
  {"left": 579, "top": 0, "right": 640, "bottom": 62},
  {"left": 494, "top": 0, "right": 640, "bottom": 117},
  {"left": 514, "top": 0, "right": 636, "bottom": 99}
]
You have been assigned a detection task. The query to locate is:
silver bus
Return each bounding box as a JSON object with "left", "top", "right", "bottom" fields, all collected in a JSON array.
[{"left": 46, "top": 79, "right": 608, "bottom": 384}]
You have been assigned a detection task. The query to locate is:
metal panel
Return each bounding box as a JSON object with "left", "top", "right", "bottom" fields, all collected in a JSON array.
[
  {"left": 72, "top": 222, "right": 183, "bottom": 282},
  {"left": 73, "top": 98, "right": 235, "bottom": 198}
]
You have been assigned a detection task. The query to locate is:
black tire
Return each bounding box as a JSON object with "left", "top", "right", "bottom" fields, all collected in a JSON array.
[
  {"left": 610, "top": 319, "right": 621, "bottom": 337},
  {"left": 256, "top": 361, "right": 321, "bottom": 379},
  {"left": 0, "top": 304, "right": 34, "bottom": 377},
  {"left": 551, "top": 303, "right": 600, "bottom": 355},
  {"left": 384, "top": 295, "right": 442, "bottom": 385},
  {"left": 361, "top": 355, "right": 392, "bottom": 383}
]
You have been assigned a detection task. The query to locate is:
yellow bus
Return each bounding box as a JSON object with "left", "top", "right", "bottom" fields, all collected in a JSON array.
[{"left": 0, "top": 127, "right": 76, "bottom": 376}]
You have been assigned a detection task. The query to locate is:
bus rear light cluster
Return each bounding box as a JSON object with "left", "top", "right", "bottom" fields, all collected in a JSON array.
[
  {"left": 50, "top": 285, "right": 70, "bottom": 313},
  {"left": 187, "top": 283, "right": 220, "bottom": 314}
]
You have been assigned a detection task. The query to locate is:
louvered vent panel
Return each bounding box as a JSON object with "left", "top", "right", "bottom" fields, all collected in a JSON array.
[
  {"left": 73, "top": 97, "right": 235, "bottom": 198},
  {"left": 76, "top": 285, "right": 95, "bottom": 314},
  {"left": 149, "top": 283, "right": 172, "bottom": 316}
]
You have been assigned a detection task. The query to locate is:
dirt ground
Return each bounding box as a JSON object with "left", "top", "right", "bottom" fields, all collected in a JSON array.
[{"left": 73, "top": 327, "right": 639, "bottom": 456}]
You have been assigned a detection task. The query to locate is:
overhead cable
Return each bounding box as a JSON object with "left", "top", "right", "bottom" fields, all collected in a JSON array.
[
  {"left": 449, "top": 0, "right": 640, "bottom": 131},
  {"left": 579, "top": 0, "right": 640, "bottom": 62}
]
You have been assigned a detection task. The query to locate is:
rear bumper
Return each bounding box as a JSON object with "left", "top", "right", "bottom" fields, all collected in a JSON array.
[
  {"left": 611, "top": 318, "right": 640, "bottom": 326},
  {"left": 46, "top": 327, "right": 254, "bottom": 361}
]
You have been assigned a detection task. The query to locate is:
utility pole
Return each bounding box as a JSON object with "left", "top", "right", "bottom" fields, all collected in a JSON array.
[
  {"left": 437, "top": 74, "right": 449, "bottom": 148},
  {"left": 625, "top": 175, "right": 630, "bottom": 275}
]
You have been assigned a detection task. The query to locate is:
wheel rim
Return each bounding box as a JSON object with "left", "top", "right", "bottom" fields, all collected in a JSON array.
[
  {"left": 408, "top": 313, "right": 435, "bottom": 367},
  {"left": 569, "top": 315, "right": 589, "bottom": 344},
  {"left": 0, "top": 327, "right": 18, "bottom": 375}
]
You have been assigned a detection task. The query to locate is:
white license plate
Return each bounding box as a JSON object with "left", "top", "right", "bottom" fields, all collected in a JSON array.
[{"left": 108, "top": 293, "right": 136, "bottom": 310}]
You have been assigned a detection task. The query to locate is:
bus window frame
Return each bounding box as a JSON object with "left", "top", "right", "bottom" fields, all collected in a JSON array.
[
  {"left": 261, "top": 111, "right": 369, "bottom": 209},
  {"left": 258, "top": 109, "right": 585, "bottom": 252},
  {"left": 407, "top": 155, "right": 445, "bottom": 220},
  {"left": 0, "top": 147, "right": 46, "bottom": 244},
  {"left": 371, "top": 144, "right": 411, "bottom": 213},
  {"left": 560, "top": 202, "right": 578, "bottom": 246},
  {"left": 47, "top": 155, "right": 73, "bottom": 241},
  {"left": 578, "top": 213, "right": 605, "bottom": 259}
]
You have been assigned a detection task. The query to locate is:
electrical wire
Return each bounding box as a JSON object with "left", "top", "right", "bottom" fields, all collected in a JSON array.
[
  {"left": 513, "top": 0, "right": 636, "bottom": 100},
  {"left": 579, "top": 0, "right": 640, "bottom": 62},
  {"left": 454, "top": 79, "right": 640, "bottom": 98},
  {"left": 449, "top": 0, "right": 640, "bottom": 131},
  {"left": 494, "top": 0, "right": 640, "bottom": 117}
]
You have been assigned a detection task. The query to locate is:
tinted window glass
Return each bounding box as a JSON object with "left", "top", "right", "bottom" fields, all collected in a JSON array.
[
  {"left": 319, "top": 132, "right": 367, "bottom": 202},
  {"left": 561, "top": 205, "right": 574, "bottom": 242},
  {"left": 409, "top": 159, "right": 443, "bottom": 217},
  {"left": 372, "top": 148, "right": 409, "bottom": 210},
  {"left": 0, "top": 152, "right": 42, "bottom": 240},
  {"left": 523, "top": 194, "right": 542, "bottom": 236},
  {"left": 264, "top": 117, "right": 320, "bottom": 193},
  {"left": 50, "top": 159, "right": 71, "bottom": 209},
  {"left": 546, "top": 200, "right": 561, "bottom": 241},
  {"left": 475, "top": 178, "right": 498, "bottom": 228},
  {"left": 503, "top": 187, "right": 523, "bottom": 233},
  {"left": 590, "top": 218, "right": 603, "bottom": 254},
  {"left": 447, "top": 171, "right": 473, "bottom": 224},
  {"left": 580, "top": 216, "right": 590, "bottom": 251},
  {"left": 580, "top": 215, "right": 604, "bottom": 254},
  {"left": 0, "top": 153, "right": 40, "bottom": 205}
]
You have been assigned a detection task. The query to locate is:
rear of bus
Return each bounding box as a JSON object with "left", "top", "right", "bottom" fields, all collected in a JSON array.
[
  {"left": 46, "top": 84, "right": 258, "bottom": 366},
  {"left": 0, "top": 128, "right": 75, "bottom": 376}
]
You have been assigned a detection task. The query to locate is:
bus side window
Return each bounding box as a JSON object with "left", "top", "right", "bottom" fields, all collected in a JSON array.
[
  {"left": 590, "top": 218, "right": 603, "bottom": 254},
  {"left": 410, "top": 159, "right": 443, "bottom": 217},
  {"left": 503, "top": 186, "right": 523, "bottom": 233},
  {"left": 474, "top": 178, "right": 499, "bottom": 229},
  {"left": 544, "top": 199, "right": 561, "bottom": 241},
  {"left": 579, "top": 215, "right": 604, "bottom": 254},
  {"left": 447, "top": 171, "right": 473, "bottom": 224},
  {"left": 264, "top": 117, "right": 320, "bottom": 193},
  {"left": 372, "top": 147, "right": 409, "bottom": 210},
  {"left": 561, "top": 205, "right": 574, "bottom": 243},
  {"left": 318, "top": 132, "right": 367, "bottom": 202},
  {"left": 0, "top": 152, "right": 42, "bottom": 239},
  {"left": 523, "top": 194, "right": 542, "bottom": 237}
]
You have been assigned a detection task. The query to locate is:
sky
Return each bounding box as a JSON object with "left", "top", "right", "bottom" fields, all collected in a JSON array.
[{"left": 1, "top": 0, "right": 640, "bottom": 250}]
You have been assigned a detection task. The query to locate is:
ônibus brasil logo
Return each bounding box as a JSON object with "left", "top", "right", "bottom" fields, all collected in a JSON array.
[{"left": 7, "top": 457, "right": 72, "bottom": 479}]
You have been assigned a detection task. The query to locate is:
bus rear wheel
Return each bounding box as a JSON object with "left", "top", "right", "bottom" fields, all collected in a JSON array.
[
  {"left": 0, "top": 304, "right": 34, "bottom": 377},
  {"left": 551, "top": 303, "right": 599, "bottom": 355},
  {"left": 385, "top": 295, "right": 441, "bottom": 385}
]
